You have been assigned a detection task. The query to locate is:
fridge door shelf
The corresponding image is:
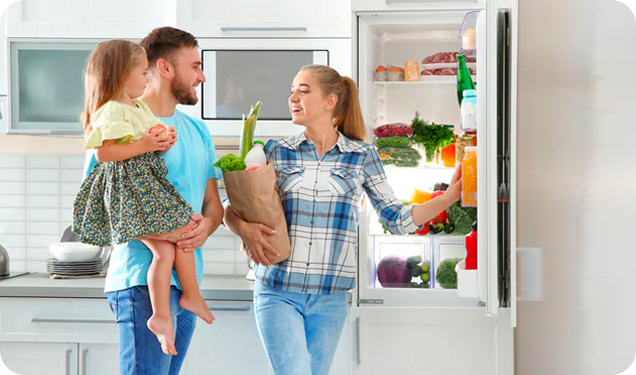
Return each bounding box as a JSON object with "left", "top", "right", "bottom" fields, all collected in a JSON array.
[{"left": 456, "top": 260, "right": 479, "bottom": 298}]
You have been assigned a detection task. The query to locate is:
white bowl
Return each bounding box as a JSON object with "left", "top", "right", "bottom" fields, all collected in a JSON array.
[{"left": 49, "top": 242, "right": 101, "bottom": 262}]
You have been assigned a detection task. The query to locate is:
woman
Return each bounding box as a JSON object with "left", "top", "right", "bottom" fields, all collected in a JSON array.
[{"left": 224, "top": 64, "right": 462, "bottom": 374}]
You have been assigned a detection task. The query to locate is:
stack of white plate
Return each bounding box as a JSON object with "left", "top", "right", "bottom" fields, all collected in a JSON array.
[{"left": 46, "top": 258, "right": 102, "bottom": 276}]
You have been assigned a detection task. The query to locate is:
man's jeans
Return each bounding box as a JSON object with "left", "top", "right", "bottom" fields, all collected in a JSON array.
[
  {"left": 106, "top": 286, "right": 196, "bottom": 375},
  {"left": 253, "top": 281, "right": 348, "bottom": 375}
]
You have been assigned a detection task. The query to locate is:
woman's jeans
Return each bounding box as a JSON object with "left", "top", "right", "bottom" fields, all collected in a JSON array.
[
  {"left": 253, "top": 280, "right": 348, "bottom": 375},
  {"left": 106, "top": 286, "right": 197, "bottom": 375}
]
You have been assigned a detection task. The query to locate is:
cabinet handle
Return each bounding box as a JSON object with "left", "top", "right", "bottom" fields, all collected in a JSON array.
[
  {"left": 65, "top": 349, "right": 71, "bottom": 375},
  {"left": 355, "top": 317, "right": 361, "bottom": 365},
  {"left": 81, "top": 349, "right": 88, "bottom": 375},
  {"left": 208, "top": 306, "right": 250, "bottom": 312},
  {"left": 220, "top": 27, "right": 307, "bottom": 33},
  {"left": 32, "top": 318, "right": 115, "bottom": 324}
]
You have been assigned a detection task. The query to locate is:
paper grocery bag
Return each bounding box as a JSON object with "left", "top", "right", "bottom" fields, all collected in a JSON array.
[{"left": 223, "top": 162, "right": 291, "bottom": 264}]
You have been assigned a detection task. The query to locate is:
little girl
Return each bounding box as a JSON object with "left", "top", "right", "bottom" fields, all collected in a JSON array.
[{"left": 72, "top": 40, "right": 215, "bottom": 355}]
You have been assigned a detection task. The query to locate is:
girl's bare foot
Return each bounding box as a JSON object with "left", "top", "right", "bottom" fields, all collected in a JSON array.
[
  {"left": 179, "top": 295, "right": 215, "bottom": 324},
  {"left": 147, "top": 315, "right": 177, "bottom": 355}
]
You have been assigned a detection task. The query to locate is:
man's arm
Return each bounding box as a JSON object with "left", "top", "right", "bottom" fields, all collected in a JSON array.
[{"left": 177, "top": 179, "right": 224, "bottom": 252}]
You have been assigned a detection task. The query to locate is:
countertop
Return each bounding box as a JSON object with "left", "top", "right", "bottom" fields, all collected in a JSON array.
[{"left": 0, "top": 273, "right": 255, "bottom": 300}]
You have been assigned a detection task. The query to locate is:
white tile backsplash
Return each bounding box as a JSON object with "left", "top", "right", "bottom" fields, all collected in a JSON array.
[
  {"left": 61, "top": 182, "right": 81, "bottom": 195},
  {"left": 0, "top": 208, "right": 25, "bottom": 221},
  {"left": 27, "top": 182, "right": 60, "bottom": 195},
  {"left": 0, "top": 182, "right": 25, "bottom": 195},
  {"left": 26, "top": 208, "right": 60, "bottom": 222},
  {"left": 61, "top": 156, "right": 85, "bottom": 170},
  {"left": 0, "top": 169, "right": 26, "bottom": 182},
  {"left": 0, "top": 221, "right": 26, "bottom": 234},
  {"left": 27, "top": 222, "right": 61, "bottom": 235},
  {"left": 26, "top": 156, "right": 60, "bottom": 169},
  {"left": 26, "top": 169, "right": 60, "bottom": 182},
  {"left": 27, "top": 195, "right": 60, "bottom": 208},
  {"left": 0, "top": 153, "right": 243, "bottom": 276},
  {"left": 0, "top": 194, "right": 26, "bottom": 208},
  {"left": 61, "top": 169, "right": 83, "bottom": 182},
  {"left": 0, "top": 156, "right": 26, "bottom": 169}
]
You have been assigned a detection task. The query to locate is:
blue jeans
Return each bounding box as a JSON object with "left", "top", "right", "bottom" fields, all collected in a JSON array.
[
  {"left": 106, "top": 286, "right": 197, "bottom": 375},
  {"left": 253, "top": 281, "right": 348, "bottom": 375}
]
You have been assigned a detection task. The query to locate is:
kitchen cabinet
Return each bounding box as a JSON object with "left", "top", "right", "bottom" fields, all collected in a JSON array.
[
  {"left": 0, "top": 342, "right": 79, "bottom": 375},
  {"left": 5, "top": 0, "right": 173, "bottom": 39},
  {"left": 176, "top": 0, "right": 351, "bottom": 38},
  {"left": 79, "top": 344, "right": 119, "bottom": 375},
  {"left": 350, "top": 306, "right": 513, "bottom": 375},
  {"left": 181, "top": 300, "right": 273, "bottom": 374}
]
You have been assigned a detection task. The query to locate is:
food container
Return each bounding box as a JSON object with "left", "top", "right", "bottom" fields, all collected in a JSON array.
[
  {"left": 455, "top": 134, "right": 477, "bottom": 163},
  {"left": 374, "top": 71, "right": 388, "bottom": 81},
  {"left": 386, "top": 71, "right": 404, "bottom": 82}
]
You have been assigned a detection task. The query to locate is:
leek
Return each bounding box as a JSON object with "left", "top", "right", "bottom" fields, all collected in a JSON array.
[{"left": 239, "top": 101, "right": 262, "bottom": 160}]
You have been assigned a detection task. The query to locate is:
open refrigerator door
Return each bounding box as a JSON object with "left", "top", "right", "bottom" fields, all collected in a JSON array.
[{"left": 355, "top": 1, "right": 516, "bottom": 325}]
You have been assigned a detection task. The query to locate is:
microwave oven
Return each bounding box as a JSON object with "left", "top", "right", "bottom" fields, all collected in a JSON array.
[{"left": 178, "top": 38, "right": 351, "bottom": 138}]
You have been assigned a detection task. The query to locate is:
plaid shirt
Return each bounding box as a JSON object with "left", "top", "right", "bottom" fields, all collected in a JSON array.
[{"left": 254, "top": 131, "right": 420, "bottom": 295}]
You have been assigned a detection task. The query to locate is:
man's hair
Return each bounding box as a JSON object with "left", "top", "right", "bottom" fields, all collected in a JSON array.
[{"left": 140, "top": 27, "right": 198, "bottom": 68}]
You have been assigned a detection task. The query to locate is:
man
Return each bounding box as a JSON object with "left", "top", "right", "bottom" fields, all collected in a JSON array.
[{"left": 85, "top": 27, "right": 223, "bottom": 375}]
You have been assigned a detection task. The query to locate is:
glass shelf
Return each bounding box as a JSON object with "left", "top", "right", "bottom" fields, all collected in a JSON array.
[{"left": 373, "top": 75, "right": 476, "bottom": 85}]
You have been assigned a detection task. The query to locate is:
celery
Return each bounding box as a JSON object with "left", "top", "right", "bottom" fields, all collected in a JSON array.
[{"left": 239, "top": 101, "right": 262, "bottom": 160}]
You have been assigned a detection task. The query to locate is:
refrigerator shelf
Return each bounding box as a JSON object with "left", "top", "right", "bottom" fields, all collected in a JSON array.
[{"left": 373, "top": 75, "right": 476, "bottom": 85}]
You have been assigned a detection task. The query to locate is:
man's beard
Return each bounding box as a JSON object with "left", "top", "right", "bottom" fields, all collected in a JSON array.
[{"left": 171, "top": 74, "right": 198, "bottom": 105}]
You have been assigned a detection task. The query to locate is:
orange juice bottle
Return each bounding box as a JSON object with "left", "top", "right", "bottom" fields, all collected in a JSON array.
[{"left": 462, "top": 146, "right": 477, "bottom": 207}]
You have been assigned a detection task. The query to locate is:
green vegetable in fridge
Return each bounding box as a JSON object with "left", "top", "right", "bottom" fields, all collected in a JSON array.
[
  {"left": 436, "top": 258, "right": 462, "bottom": 289},
  {"left": 446, "top": 201, "right": 477, "bottom": 235},
  {"left": 421, "top": 260, "right": 430, "bottom": 273},
  {"left": 407, "top": 255, "right": 422, "bottom": 268},
  {"left": 407, "top": 282, "right": 419, "bottom": 288},
  {"left": 420, "top": 272, "right": 430, "bottom": 283},
  {"left": 410, "top": 265, "right": 423, "bottom": 278},
  {"left": 376, "top": 136, "right": 412, "bottom": 148},
  {"left": 377, "top": 147, "right": 422, "bottom": 168},
  {"left": 214, "top": 154, "right": 246, "bottom": 173},
  {"left": 410, "top": 112, "right": 455, "bottom": 162},
  {"left": 443, "top": 223, "right": 455, "bottom": 234},
  {"left": 418, "top": 282, "right": 430, "bottom": 289},
  {"left": 239, "top": 101, "right": 262, "bottom": 160}
]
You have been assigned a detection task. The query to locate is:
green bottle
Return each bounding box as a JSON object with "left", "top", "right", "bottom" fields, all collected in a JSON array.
[{"left": 457, "top": 54, "right": 476, "bottom": 106}]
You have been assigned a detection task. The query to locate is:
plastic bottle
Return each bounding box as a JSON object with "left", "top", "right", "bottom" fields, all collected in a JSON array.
[
  {"left": 462, "top": 146, "right": 477, "bottom": 207},
  {"left": 460, "top": 89, "right": 477, "bottom": 132},
  {"left": 465, "top": 221, "right": 477, "bottom": 270},
  {"left": 244, "top": 141, "right": 266, "bottom": 171}
]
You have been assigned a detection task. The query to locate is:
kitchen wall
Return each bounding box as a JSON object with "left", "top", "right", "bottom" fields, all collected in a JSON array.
[
  {"left": 0, "top": 153, "right": 248, "bottom": 276},
  {"left": 515, "top": 0, "right": 636, "bottom": 374}
]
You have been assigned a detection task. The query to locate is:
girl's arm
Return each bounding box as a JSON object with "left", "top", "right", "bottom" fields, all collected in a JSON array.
[
  {"left": 411, "top": 166, "right": 462, "bottom": 226},
  {"left": 95, "top": 127, "right": 170, "bottom": 162},
  {"left": 224, "top": 206, "right": 278, "bottom": 266}
]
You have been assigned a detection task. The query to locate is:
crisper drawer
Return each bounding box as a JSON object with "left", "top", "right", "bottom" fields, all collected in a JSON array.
[{"left": 0, "top": 298, "right": 118, "bottom": 344}]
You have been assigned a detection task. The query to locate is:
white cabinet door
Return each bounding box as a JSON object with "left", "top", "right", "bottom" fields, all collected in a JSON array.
[
  {"left": 79, "top": 344, "right": 119, "bottom": 375},
  {"left": 351, "top": 306, "right": 513, "bottom": 375},
  {"left": 181, "top": 301, "right": 273, "bottom": 375},
  {"left": 0, "top": 9, "right": 7, "bottom": 95},
  {"left": 5, "top": 0, "right": 172, "bottom": 38},
  {"left": 0, "top": 342, "right": 78, "bottom": 375},
  {"left": 177, "top": 0, "right": 351, "bottom": 38},
  {"left": 328, "top": 313, "right": 353, "bottom": 375}
]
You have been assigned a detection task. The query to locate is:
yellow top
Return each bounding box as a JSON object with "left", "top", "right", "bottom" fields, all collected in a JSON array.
[{"left": 84, "top": 99, "right": 163, "bottom": 150}]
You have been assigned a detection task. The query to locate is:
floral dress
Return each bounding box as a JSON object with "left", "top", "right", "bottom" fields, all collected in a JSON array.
[{"left": 73, "top": 100, "right": 193, "bottom": 246}]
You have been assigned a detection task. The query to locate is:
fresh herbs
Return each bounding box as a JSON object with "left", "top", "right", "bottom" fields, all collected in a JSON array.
[
  {"left": 214, "top": 154, "right": 246, "bottom": 173},
  {"left": 410, "top": 112, "right": 455, "bottom": 162}
]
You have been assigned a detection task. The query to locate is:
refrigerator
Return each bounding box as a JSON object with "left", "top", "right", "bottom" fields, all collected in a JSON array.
[{"left": 350, "top": 1, "right": 518, "bottom": 374}]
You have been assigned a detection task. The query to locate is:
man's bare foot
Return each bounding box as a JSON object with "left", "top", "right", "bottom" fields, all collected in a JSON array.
[
  {"left": 179, "top": 295, "right": 215, "bottom": 324},
  {"left": 147, "top": 315, "right": 177, "bottom": 355}
]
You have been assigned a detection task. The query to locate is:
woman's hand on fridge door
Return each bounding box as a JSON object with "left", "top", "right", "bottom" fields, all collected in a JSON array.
[{"left": 444, "top": 164, "right": 462, "bottom": 203}]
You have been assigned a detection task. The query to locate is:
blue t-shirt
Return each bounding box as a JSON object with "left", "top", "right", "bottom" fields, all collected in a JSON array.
[{"left": 83, "top": 108, "right": 222, "bottom": 293}]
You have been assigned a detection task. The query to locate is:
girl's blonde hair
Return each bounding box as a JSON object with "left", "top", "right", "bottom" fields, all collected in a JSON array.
[
  {"left": 80, "top": 40, "right": 146, "bottom": 135},
  {"left": 299, "top": 65, "right": 367, "bottom": 142}
]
